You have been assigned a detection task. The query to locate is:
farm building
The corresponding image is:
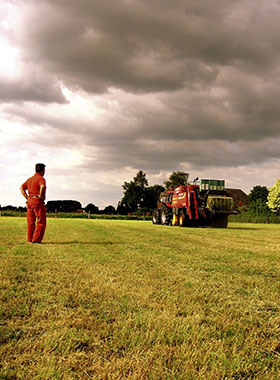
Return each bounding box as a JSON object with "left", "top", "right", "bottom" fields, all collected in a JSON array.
[{"left": 225, "top": 188, "right": 249, "bottom": 208}]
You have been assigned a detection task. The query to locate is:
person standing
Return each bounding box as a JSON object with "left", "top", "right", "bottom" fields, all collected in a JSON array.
[{"left": 20, "top": 163, "right": 47, "bottom": 243}]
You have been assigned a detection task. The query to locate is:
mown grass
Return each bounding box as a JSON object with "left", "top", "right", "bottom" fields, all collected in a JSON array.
[{"left": 1, "top": 217, "right": 280, "bottom": 379}]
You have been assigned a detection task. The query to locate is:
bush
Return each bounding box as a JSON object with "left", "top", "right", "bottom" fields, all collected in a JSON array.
[
  {"left": 229, "top": 212, "right": 280, "bottom": 224},
  {"left": 248, "top": 199, "right": 270, "bottom": 216}
]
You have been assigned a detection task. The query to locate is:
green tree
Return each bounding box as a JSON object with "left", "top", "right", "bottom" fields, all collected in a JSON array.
[
  {"left": 102, "top": 205, "right": 116, "bottom": 214},
  {"left": 116, "top": 202, "right": 128, "bottom": 215},
  {"left": 248, "top": 199, "right": 270, "bottom": 215},
  {"left": 119, "top": 171, "right": 164, "bottom": 213},
  {"left": 142, "top": 184, "right": 165, "bottom": 211},
  {"left": 247, "top": 185, "right": 269, "bottom": 216},
  {"left": 164, "top": 171, "right": 189, "bottom": 189},
  {"left": 267, "top": 179, "right": 280, "bottom": 212},
  {"left": 120, "top": 171, "right": 149, "bottom": 212},
  {"left": 46, "top": 200, "right": 82, "bottom": 212},
  {"left": 85, "top": 203, "right": 99, "bottom": 214},
  {"left": 121, "top": 182, "right": 142, "bottom": 212},
  {"left": 248, "top": 185, "right": 268, "bottom": 203},
  {"left": 133, "top": 170, "right": 148, "bottom": 189}
]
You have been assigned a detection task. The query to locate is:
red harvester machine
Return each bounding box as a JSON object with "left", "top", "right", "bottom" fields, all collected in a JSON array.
[{"left": 152, "top": 179, "right": 236, "bottom": 228}]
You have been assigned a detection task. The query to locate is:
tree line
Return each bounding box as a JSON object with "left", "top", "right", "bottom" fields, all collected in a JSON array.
[
  {"left": 1, "top": 172, "right": 279, "bottom": 215},
  {"left": 36, "top": 170, "right": 189, "bottom": 215},
  {"left": 0, "top": 200, "right": 117, "bottom": 214},
  {"left": 46, "top": 201, "right": 117, "bottom": 214},
  {"left": 245, "top": 181, "right": 280, "bottom": 215}
]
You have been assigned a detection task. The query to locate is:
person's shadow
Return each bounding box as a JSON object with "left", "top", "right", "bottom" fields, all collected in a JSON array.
[{"left": 41, "top": 241, "right": 123, "bottom": 245}]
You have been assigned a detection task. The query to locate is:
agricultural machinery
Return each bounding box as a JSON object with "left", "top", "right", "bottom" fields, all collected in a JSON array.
[{"left": 152, "top": 179, "right": 236, "bottom": 228}]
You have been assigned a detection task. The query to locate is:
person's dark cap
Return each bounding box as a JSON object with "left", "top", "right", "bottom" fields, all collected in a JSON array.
[{"left": 35, "top": 163, "right": 46, "bottom": 173}]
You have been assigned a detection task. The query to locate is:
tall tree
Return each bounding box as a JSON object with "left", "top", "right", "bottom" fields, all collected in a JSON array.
[
  {"left": 116, "top": 202, "right": 128, "bottom": 215},
  {"left": 267, "top": 179, "right": 280, "bottom": 212},
  {"left": 248, "top": 185, "right": 268, "bottom": 203},
  {"left": 119, "top": 171, "right": 163, "bottom": 213},
  {"left": 133, "top": 170, "right": 148, "bottom": 189},
  {"left": 120, "top": 172, "right": 148, "bottom": 212},
  {"left": 164, "top": 171, "right": 189, "bottom": 189}
]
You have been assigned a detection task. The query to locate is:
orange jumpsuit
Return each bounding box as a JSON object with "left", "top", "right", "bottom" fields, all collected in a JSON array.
[{"left": 21, "top": 173, "right": 46, "bottom": 243}]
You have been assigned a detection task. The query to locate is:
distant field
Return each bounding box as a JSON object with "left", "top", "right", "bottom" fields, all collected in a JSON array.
[{"left": 1, "top": 217, "right": 280, "bottom": 380}]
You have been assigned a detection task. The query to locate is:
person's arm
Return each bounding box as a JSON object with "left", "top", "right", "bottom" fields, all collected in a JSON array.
[
  {"left": 20, "top": 185, "right": 28, "bottom": 200},
  {"left": 39, "top": 184, "right": 46, "bottom": 201}
]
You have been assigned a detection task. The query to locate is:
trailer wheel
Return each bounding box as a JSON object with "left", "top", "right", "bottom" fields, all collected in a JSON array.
[
  {"left": 212, "top": 214, "right": 228, "bottom": 228},
  {"left": 160, "top": 205, "right": 172, "bottom": 225},
  {"left": 178, "top": 210, "right": 186, "bottom": 227},
  {"left": 152, "top": 209, "right": 160, "bottom": 224}
]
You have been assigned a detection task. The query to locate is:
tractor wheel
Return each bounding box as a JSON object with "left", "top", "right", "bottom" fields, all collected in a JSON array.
[
  {"left": 160, "top": 205, "right": 172, "bottom": 225},
  {"left": 178, "top": 210, "right": 186, "bottom": 227},
  {"left": 152, "top": 209, "right": 160, "bottom": 224},
  {"left": 212, "top": 214, "right": 228, "bottom": 228},
  {"left": 172, "top": 213, "right": 178, "bottom": 226}
]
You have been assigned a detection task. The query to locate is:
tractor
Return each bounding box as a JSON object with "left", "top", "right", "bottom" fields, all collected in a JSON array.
[{"left": 152, "top": 179, "right": 235, "bottom": 228}]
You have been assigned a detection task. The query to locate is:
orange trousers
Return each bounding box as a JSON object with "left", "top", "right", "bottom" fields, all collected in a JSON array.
[{"left": 26, "top": 198, "right": 46, "bottom": 243}]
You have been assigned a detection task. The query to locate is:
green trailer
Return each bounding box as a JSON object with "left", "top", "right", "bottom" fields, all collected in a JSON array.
[{"left": 200, "top": 179, "right": 225, "bottom": 191}]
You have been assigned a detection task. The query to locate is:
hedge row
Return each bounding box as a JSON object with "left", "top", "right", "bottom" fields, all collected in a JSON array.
[
  {"left": 0, "top": 210, "right": 152, "bottom": 221},
  {"left": 229, "top": 213, "right": 280, "bottom": 224},
  {"left": 2, "top": 210, "right": 280, "bottom": 223}
]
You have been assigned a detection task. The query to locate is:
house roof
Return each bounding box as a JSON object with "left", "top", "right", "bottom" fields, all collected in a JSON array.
[{"left": 225, "top": 188, "right": 249, "bottom": 207}]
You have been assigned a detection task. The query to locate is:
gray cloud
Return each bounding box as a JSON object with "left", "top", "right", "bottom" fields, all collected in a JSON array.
[
  {"left": 7, "top": 0, "right": 279, "bottom": 139},
  {"left": 0, "top": 74, "right": 67, "bottom": 104},
  {"left": 4, "top": 94, "right": 280, "bottom": 173},
  {"left": 15, "top": 0, "right": 280, "bottom": 93}
]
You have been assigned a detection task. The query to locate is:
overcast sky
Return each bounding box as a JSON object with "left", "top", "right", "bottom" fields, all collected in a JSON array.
[{"left": 1, "top": 0, "right": 280, "bottom": 208}]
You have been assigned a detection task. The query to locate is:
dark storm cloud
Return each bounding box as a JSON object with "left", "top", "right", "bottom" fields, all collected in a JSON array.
[
  {"left": 4, "top": 97, "right": 280, "bottom": 172},
  {"left": 0, "top": 75, "right": 67, "bottom": 104},
  {"left": 81, "top": 137, "right": 280, "bottom": 170},
  {"left": 17, "top": 0, "right": 280, "bottom": 93},
  {"left": 3, "top": 0, "right": 280, "bottom": 173}
]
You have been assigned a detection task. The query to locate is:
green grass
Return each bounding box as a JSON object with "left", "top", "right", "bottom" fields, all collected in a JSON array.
[{"left": 1, "top": 217, "right": 280, "bottom": 379}]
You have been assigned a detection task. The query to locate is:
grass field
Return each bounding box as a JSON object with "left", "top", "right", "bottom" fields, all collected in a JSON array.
[{"left": 1, "top": 217, "right": 280, "bottom": 379}]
